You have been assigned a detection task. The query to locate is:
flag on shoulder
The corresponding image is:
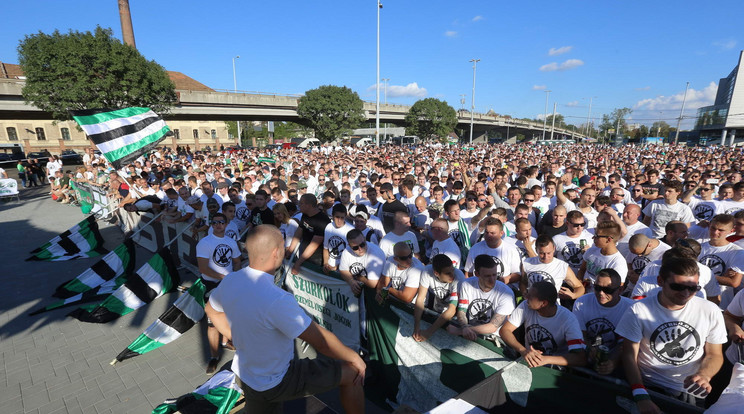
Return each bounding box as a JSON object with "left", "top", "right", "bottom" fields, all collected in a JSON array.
[
  {"left": 115, "top": 279, "right": 206, "bottom": 362},
  {"left": 27, "top": 215, "right": 107, "bottom": 261},
  {"left": 53, "top": 239, "right": 136, "bottom": 298},
  {"left": 70, "top": 107, "right": 170, "bottom": 169},
  {"left": 69, "top": 248, "right": 179, "bottom": 323},
  {"left": 152, "top": 368, "right": 242, "bottom": 414}
]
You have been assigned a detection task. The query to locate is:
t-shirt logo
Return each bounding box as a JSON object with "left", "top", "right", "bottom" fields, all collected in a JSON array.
[
  {"left": 561, "top": 244, "right": 584, "bottom": 268},
  {"left": 491, "top": 256, "right": 505, "bottom": 279},
  {"left": 467, "top": 298, "right": 493, "bottom": 323},
  {"left": 225, "top": 229, "right": 238, "bottom": 241},
  {"left": 212, "top": 244, "right": 233, "bottom": 267},
  {"left": 586, "top": 317, "right": 617, "bottom": 347},
  {"left": 632, "top": 255, "right": 651, "bottom": 274},
  {"left": 526, "top": 324, "right": 557, "bottom": 355},
  {"left": 725, "top": 206, "right": 743, "bottom": 215},
  {"left": 700, "top": 254, "right": 725, "bottom": 277},
  {"left": 449, "top": 229, "right": 463, "bottom": 247},
  {"left": 391, "top": 275, "right": 403, "bottom": 290},
  {"left": 252, "top": 214, "right": 263, "bottom": 226},
  {"left": 527, "top": 271, "right": 554, "bottom": 287},
  {"left": 328, "top": 236, "right": 346, "bottom": 259},
  {"left": 650, "top": 321, "right": 701, "bottom": 366},
  {"left": 518, "top": 246, "right": 528, "bottom": 259},
  {"left": 694, "top": 204, "right": 715, "bottom": 221},
  {"left": 349, "top": 262, "right": 367, "bottom": 279},
  {"left": 430, "top": 247, "right": 440, "bottom": 258},
  {"left": 432, "top": 286, "right": 449, "bottom": 301},
  {"left": 236, "top": 207, "right": 250, "bottom": 221}
]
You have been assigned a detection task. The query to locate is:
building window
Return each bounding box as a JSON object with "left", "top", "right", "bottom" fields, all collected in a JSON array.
[
  {"left": 6, "top": 127, "right": 18, "bottom": 141},
  {"left": 192, "top": 129, "right": 199, "bottom": 139},
  {"left": 35, "top": 127, "right": 46, "bottom": 141},
  {"left": 211, "top": 129, "right": 217, "bottom": 139},
  {"left": 61, "top": 127, "right": 71, "bottom": 141},
  {"left": 173, "top": 129, "right": 180, "bottom": 139}
]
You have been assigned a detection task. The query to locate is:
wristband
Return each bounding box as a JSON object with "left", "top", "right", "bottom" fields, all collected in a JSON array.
[{"left": 631, "top": 384, "right": 650, "bottom": 402}]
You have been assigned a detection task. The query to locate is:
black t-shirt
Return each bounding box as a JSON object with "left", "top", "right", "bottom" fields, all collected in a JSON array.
[
  {"left": 251, "top": 206, "right": 275, "bottom": 227},
  {"left": 299, "top": 211, "right": 331, "bottom": 251},
  {"left": 641, "top": 181, "right": 664, "bottom": 195},
  {"left": 379, "top": 199, "right": 408, "bottom": 233}
]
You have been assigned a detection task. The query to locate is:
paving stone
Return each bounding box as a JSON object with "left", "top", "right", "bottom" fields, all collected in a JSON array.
[
  {"left": 20, "top": 381, "right": 50, "bottom": 412},
  {"left": 76, "top": 385, "right": 105, "bottom": 410}
]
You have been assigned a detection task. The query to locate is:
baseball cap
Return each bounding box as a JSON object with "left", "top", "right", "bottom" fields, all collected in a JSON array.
[
  {"left": 297, "top": 181, "right": 308, "bottom": 189},
  {"left": 579, "top": 175, "right": 594, "bottom": 186},
  {"left": 217, "top": 182, "right": 229, "bottom": 189},
  {"left": 355, "top": 204, "right": 369, "bottom": 220}
]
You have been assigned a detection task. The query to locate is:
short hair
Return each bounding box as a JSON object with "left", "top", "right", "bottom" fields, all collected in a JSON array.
[
  {"left": 515, "top": 204, "right": 530, "bottom": 214},
  {"left": 432, "top": 254, "right": 454, "bottom": 273},
  {"left": 566, "top": 210, "right": 585, "bottom": 222},
  {"left": 222, "top": 201, "right": 235, "bottom": 211},
  {"left": 628, "top": 233, "right": 650, "bottom": 251},
  {"left": 393, "top": 241, "right": 412, "bottom": 255},
  {"left": 473, "top": 254, "right": 497, "bottom": 273},
  {"left": 380, "top": 182, "right": 393, "bottom": 191},
  {"left": 531, "top": 281, "right": 558, "bottom": 304},
  {"left": 734, "top": 210, "right": 744, "bottom": 220},
  {"left": 211, "top": 212, "right": 227, "bottom": 222},
  {"left": 659, "top": 257, "right": 699, "bottom": 281},
  {"left": 515, "top": 217, "right": 531, "bottom": 228},
  {"left": 535, "top": 234, "right": 554, "bottom": 249},
  {"left": 299, "top": 193, "right": 318, "bottom": 207},
  {"left": 595, "top": 268, "right": 622, "bottom": 287},
  {"left": 482, "top": 216, "right": 503, "bottom": 229},
  {"left": 346, "top": 229, "right": 364, "bottom": 241},
  {"left": 664, "top": 220, "right": 686, "bottom": 233},
  {"left": 710, "top": 214, "right": 735, "bottom": 227},
  {"left": 444, "top": 199, "right": 459, "bottom": 213},
  {"left": 254, "top": 189, "right": 269, "bottom": 198},
  {"left": 595, "top": 195, "right": 611, "bottom": 207},
  {"left": 595, "top": 221, "right": 621, "bottom": 239},
  {"left": 165, "top": 188, "right": 178, "bottom": 197},
  {"left": 331, "top": 203, "right": 347, "bottom": 216},
  {"left": 665, "top": 181, "right": 683, "bottom": 193}
]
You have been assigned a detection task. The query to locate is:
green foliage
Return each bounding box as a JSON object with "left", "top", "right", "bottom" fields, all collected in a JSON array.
[
  {"left": 18, "top": 26, "right": 176, "bottom": 121},
  {"left": 545, "top": 113, "right": 565, "bottom": 129},
  {"left": 296, "top": 85, "right": 365, "bottom": 142},
  {"left": 599, "top": 107, "right": 633, "bottom": 134},
  {"left": 405, "top": 98, "right": 457, "bottom": 142}
]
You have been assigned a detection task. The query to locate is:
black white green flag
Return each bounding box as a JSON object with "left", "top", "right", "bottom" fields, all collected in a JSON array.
[
  {"left": 70, "top": 107, "right": 170, "bottom": 169},
  {"left": 29, "top": 279, "right": 122, "bottom": 316},
  {"left": 53, "top": 239, "right": 135, "bottom": 298},
  {"left": 152, "top": 368, "right": 242, "bottom": 414},
  {"left": 69, "top": 248, "right": 179, "bottom": 323},
  {"left": 115, "top": 279, "right": 206, "bottom": 362},
  {"left": 27, "top": 215, "right": 107, "bottom": 261}
]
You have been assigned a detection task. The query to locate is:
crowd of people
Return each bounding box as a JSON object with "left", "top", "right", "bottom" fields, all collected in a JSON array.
[{"left": 38, "top": 141, "right": 744, "bottom": 412}]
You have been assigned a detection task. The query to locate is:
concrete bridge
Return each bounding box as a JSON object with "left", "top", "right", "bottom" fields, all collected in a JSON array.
[{"left": 0, "top": 79, "right": 586, "bottom": 142}]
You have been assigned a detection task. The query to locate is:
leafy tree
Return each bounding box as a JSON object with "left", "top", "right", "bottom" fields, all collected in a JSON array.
[
  {"left": 296, "top": 85, "right": 365, "bottom": 142},
  {"left": 651, "top": 120, "right": 674, "bottom": 137},
  {"left": 405, "top": 98, "right": 457, "bottom": 142},
  {"left": 18, "top": 26, "right": 176, "bottom": 121},
  {"left": 545, "top": 113, "right": 565, "bottom": 129}
]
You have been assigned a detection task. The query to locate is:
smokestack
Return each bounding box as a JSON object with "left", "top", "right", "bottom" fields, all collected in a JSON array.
[{"left": 118, "top": 0, "right": 136, "bottom": 48}]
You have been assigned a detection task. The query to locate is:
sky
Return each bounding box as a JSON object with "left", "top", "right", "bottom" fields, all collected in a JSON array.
[{"left": 1, "top": 0, "right": 742, "bottom": 130}]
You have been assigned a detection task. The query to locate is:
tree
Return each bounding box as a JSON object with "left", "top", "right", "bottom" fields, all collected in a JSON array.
[
  {"left": 651, "top": 120, "right": 673, "bottom": 138},
  {"left": 18, "top": 26, "right": 176, "bottom": 121},
  {"left": 545, "top": 114, "right": 565, "bottom": 129},
  {"left": 296, "top": 85, "right": 365, "bottom": 142},
  {"left": 405, "top": 98, "right": 457, "bottom": 142},
  {"left": 598, "top": 107, "right": 633, "bottom": 141}
]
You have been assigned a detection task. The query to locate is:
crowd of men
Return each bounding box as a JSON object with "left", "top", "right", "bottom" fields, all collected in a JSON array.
[{"left": 43, "top": 142, "right": 744, "bottom": 412}]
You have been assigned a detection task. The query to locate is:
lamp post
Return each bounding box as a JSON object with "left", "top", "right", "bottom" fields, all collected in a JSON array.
[
  {"left": 376, "top": 1, "right": 382, "bottom": 146},
  {"left": 584, "top": 96, "right": 596, "bottom": 139},
  {"left": 674, "top": 82, "right": 690, "bottom": 145},
  {"left": 541, "top": 90, "right": 551, "bottom": 141},
  {"left": 232, "top": 55, "right": 240, "bottom": 145},
  {"left": 382, "top": 78, "right": 389, "bottom": 142},
  {"left": 469, "top": 59, "right": 480, "bottom": 144}
]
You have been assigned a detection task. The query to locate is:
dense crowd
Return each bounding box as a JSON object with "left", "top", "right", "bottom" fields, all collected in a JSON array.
[{"left": 37, "top": 142, "right": 744, "bottom": 411}]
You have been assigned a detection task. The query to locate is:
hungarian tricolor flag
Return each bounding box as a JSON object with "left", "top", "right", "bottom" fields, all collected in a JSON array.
[
  {"left": 70, "top": 107, "right": 170, "bottom": 169},
  {"left": 152, "top": 368, "right": 242, "bottom": 414},
  {"left": 69, "top": 248, "right": 179, "bottom": 323},
  {"left": 115, "top": 279, "right": 206, "bottom": 362},
  {"left": 27, "top": 215, "right": 107, "bottom": 261}
]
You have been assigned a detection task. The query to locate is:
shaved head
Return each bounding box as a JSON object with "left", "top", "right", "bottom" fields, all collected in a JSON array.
[{"left": 245, "top": 225, "right": 284, "bottom": 273}]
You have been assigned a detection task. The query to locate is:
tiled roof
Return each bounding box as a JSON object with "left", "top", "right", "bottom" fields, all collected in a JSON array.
[{"left": 0, "top": 62, "right": 24, "bottom": 79}]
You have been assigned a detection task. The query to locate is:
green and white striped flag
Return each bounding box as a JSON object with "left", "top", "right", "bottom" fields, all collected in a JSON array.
[
  {"left": 115, "top": 279, "right": 206, "bottom": 362},
  {"left": 29, "top": 279, "right": 123, "bottom": 316},
  {"left": 70, "top": 107, "right": 170, "bottom": 169},
  {"left": 69, "top": 248, "right": 179, "bottom": 323},
  {"left": 152, "top": 368, "right": 242, "bottom": 414},
  {"left": 27, "top": 215, "right": 107, "bottom": 261},
  {"left": 53, "top": 239, "right": 135, "bottom": 298}
]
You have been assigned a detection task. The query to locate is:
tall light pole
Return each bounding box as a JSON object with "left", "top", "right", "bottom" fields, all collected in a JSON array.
[
  {"left": 382, "top": 78, "right": 389, "bottom": 141},
  {"left": 375, "top": 1, "right": 382, "bottom": 146},
  {"left": 541, "top": 90, "right": 551, "bottom": 141},
  {"left": 674, "top": 82, "right": 690, "bottom": 145},
  {"left": 657, "top": 111, "right": 663, "bottom": 137},
  {"left": 233, "top": 55, "right": 241, "bottom": 145},
  {"left": 585, "top": 96, "right": 597, "bottom": 139},
  {"left": 469, "top": 59, "right": 480, "bottom": 144}
]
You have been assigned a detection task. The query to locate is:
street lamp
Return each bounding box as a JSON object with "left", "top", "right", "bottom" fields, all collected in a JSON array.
[
  {"left": 376, "top": 1, "right": 382, "bottom": 146},
  {"left": 469, "top": 59, "right": 480, "bottom": 145},
  {"left": 233, "top": 55, "right": 241, "bottom": 145},
  {"left": 541, "top": 90, "right": 551, "bottom": 141},
  {"left": 674, "top": 82, "right": 690, "bottom": 145},
  {"left": 584, "top": 96, "right": 597, "bottom": 139},
  {"left": 382, "top": 78, "right": 389, "bottom": 142}
]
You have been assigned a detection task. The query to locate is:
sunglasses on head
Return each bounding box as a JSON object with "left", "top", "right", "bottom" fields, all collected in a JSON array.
[
  {"left": 350, "top": 241, "right": 367, "bottom": 251},
  {"left": 396, "top": 253, "right": 413, "bottom": 261},
  {"left": 595, "top": 285, "right": 620, "bottom": 295},
  {"left": 668, "top": 283, "right": 701, "bottom": 293}
]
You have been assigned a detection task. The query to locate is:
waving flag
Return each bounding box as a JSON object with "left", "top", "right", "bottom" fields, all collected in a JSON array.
[
  {"left": 27, "top": 215, "right": 107, "bottom": 261},
  {"left": 115, "top": 279, "right": 206, "bottom": 362},
  {"left": 70, "top": 107, "right": 170, "bottom": 169},
  {"left": 53, "top": 239, "right": 135, "bottom": 298},
  {"left": 152, "top": 368, "right": 242, "bottom": 414},
  {"left": 69, "top": 248, "right": 179, "bottom": 323}
]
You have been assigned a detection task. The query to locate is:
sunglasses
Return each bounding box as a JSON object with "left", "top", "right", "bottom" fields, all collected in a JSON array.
[
  {"left": 478, "top": 198, "right": 487, "bottom": 202},
  {"left": 523, "top": 199, "right": 535, "bottom": 202},
  {"left": 700, "top": 188, "right": 712, "bottom": 192},
  {"left": 595, "top": 285, "right": 620, "bottom": 295},
  {"left": 350, "top": 241, "right": 367, "bottom": 251},
  {"left": 593, "top": 234, "right": 612, "bottom": 240},
  {"left": 396, "top": 253, "right": 413, "bottom": 261},
  {"left": 570, "top": 222, "right": 586, "bottom": 227},
  {"left": 668, "top": 283, "right": 701, "bottom": 293}
]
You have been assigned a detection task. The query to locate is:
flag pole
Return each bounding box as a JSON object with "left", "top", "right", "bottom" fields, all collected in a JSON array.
[{"left": 125, "top": 210, "right": 165, "bottom": 240}]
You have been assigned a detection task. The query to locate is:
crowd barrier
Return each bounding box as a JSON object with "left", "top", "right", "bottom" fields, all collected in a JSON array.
[{"left": 71, "top": 180, "right": 117, "bottom": 218}]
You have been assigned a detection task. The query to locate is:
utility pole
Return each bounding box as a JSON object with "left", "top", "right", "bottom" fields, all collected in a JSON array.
[
  {"left": 585, "top": 96, "right": 596, "bottom": 139},
  {"left": 657, "top": 111, "right": 663, "bottom": 137},
  {"left": 118, "top": 0, "right": 136, "bottom": 48},
  {"left": 674, "top": 82, "right": 690, "bottom": 145},
  {"left": 469, "top": 59, "right": 480, "bottom": 145},
  {"left": 550, "top": 102, "right": 557, "bottom": 141},
  {"left": 375, "top": 1, "right": 382, "bottom": 146},
  {"left": 541, "top": 90, "right": 551, "bottom": 141},
  {"left": 382, "top": 78, "right": 389, "bottom": 142},
  {"left": 233, "top": 56, "right": 240, "bottom": 145}
]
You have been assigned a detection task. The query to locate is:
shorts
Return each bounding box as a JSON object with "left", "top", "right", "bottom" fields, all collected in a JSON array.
[
  {"left": 237, "top": 357, "right": 342, "bottom": 414},
  {"left": 202, "top": 278, "right": 220, "bottom": 325}
]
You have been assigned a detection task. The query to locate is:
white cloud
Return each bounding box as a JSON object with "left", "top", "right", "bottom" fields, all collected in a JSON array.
[
  {"left": 444, "top": 30, "right": 458, "bottom": 37},
  {"left": 713, "top": 39, "right": 737, "bottom": 50},
  {"left": 539, "top": 59, "right": 584, "bottom": 72},
  {"left": 565, "top": 101, "right": 579, "bottom": 107},
  {"left": 472, "top": 15, "right": 484, "bottom": 22},
  {"left": 548, "top": 46, "right": 573, "bottom": 56},
  {"left": 634, "top": 81, "right": 717, "bottom": 111},
  {"left": 635, "top": 86, "right": 651, "bottom": 91},
  {"left": 367, "top": 82, "right": 428, "bottom": 98},
  {"left": 532, "top": 85, "right": 547, "bottom": 90}
]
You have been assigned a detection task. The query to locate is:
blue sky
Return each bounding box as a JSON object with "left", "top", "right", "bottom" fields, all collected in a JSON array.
[{"left": 1, "top": 0, "right": 742, "bottom": 129}]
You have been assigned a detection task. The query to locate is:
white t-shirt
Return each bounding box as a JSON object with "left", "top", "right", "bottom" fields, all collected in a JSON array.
[
  {"left": 510, "top": 236, "right": 537, "bottom": 260},
  {"left": 279, "top": 220, "right": 300, "bottom": 248},
  {"left": 522, "top": 256, "right": 569, "bottom": 292},
  {"left": 208, "top": 266, "right": 311, "bottom": 392},
  {"left": 582, "top": 247, "right": 629, "bottom": 287},
  {"left": 323, "top": 222, "right": 354, "bottom": 267},
  {"left": 508, "top": 301, "right": 585, "bottom": 356},
  {"left": 208, "top": 221, "right": 240, "bottom": 241},
  {"left": 457, "top": 277, "right": 515, "bottom": 325},
  {"left": 642, "top": 200, "right": 695, "bottom": 238},
  {"left": 615, "top": 293, "right": 727, "bottom": 392},
  {"left": 338, "top": 242, "right": 386, "bottom": 283},
  {"left": 725, "top": 289, "right": 744, "bottom": 363},
  {"left": 463, "top": 240, "right": 521, "bottom": 278},
  {"left": 699, "top": 242, "right": 744, "bottom": 308},
  {"left": 430, "top": 237, "right": 462, "bottom": 269},
  {"left": 379, "top": 231, "right": 420, "bottom": 258},
  {"left": 687, "top": 197, "right": 720, "bottom": 222},
  {"left": 196, "top": 234, "right": 241, "bottom": 282},
  {"left": 419, "top": 265, "right": 464, "bottom": 313},
  {"left": 719, "top": 199, "right": 744, "bottom": 216},
  {"left": 382, "top": 257, "right": 424, "bottom": 300},
  {"left": 624, "top": 241, "right": 671, "bottom": 278},
  {"left": 572, "top": 294, "right": 633, "bottom": 350},
  {"left": 553, "top": 231, "right": 594, "bottom": 272}
]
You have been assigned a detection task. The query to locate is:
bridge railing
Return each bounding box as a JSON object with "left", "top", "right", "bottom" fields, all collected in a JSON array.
[{"left": 212, "top": 88, "right": 303, "bottom": 98}]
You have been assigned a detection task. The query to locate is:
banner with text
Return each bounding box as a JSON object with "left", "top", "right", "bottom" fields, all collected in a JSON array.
[
  {"left": 284, "top": 266, "right": 360, "bottom": 351},
  {"left": 0, "top": 178, "right": 19, "bottom": 197}
]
